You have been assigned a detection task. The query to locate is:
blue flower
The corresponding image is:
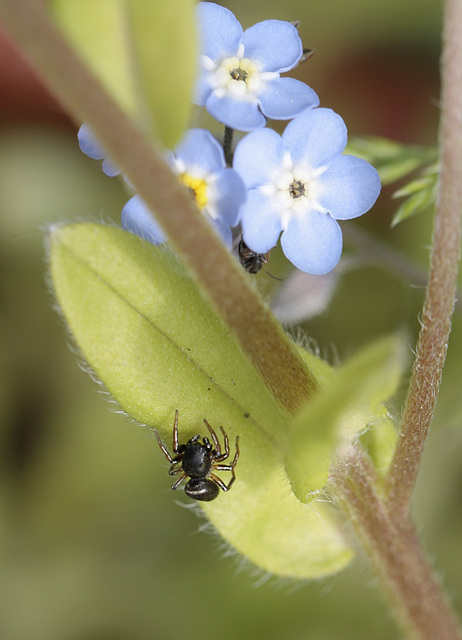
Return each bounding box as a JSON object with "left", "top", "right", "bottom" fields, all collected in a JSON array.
[
  {"left": 233, "top": 108, "right": 381, "bottom": 274},
  {"left": 195, "top": 2, "right": 319, "bottom": 131},
  {"left": 122, "top": 128, "right": 246, "bottom": 246},
  {"left": 77, "top": 123, "right": 120, "bottom": 177}
]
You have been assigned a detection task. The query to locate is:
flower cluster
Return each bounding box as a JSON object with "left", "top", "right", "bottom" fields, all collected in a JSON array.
[{"left": 77, "top": 2, "right": 380, "bottom": 275}]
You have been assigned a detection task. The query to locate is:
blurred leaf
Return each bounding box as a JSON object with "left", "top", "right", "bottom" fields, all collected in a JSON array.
[
  {"left": 391, "top": 185, "right": 435, "bottom": 227},
  {"left": 48, "top": 0, "right": 136, "bottom": 115},
  {"left": 284, "top": 335, "right": 406, "bottom": 503},
  {"left": 393, "top": 175, "right": 435, "bottom": 198},
  {"left": 124, "top": 0, "right": 197, "bottom": 146},
  {"left": 347, "top": 136, "right": 437, "bottom": 185},
  {"left": 48, "top": 0, "right": 196, "bottom": 147},
  {"left": 391, "top": 162, "right": 438, "bottom": 227},
  {"left": 348, "top": 136, "right": 438, "bottom": 227},
  {"left": 359, "top": 417, "right": 398, "bottom": 474},
  {"left": 47, "top": 222, "right": 353, "bottom": 578}
]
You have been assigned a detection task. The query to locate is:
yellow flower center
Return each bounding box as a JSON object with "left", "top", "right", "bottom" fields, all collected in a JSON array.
[{"left": 180, "top": 173, "right": 209, "bottom": 210}]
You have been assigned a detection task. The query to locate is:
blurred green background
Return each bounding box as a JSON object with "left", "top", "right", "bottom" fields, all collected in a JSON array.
[{"left": 1, "top": 1, "right": 461, "bottom": 639}]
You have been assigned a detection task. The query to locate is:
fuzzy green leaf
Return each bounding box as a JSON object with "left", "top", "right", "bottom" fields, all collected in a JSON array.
[
  {"left": 346, "top": 136, "right": 437, "bottom": 185},
  {"left": 285, "top": 336, "right": 405, "bottom": 503},
  {"left": 391, "top": 163, "right": 438, "bottom": 227},
  {"left": 393, "top": 176, "right": 435, "bottom": 198},
  {"left": 124, "top": 1, "right": 196, "bottom": 146},
  {"left": 48, "top": 0, "right": 196, "bottom": 147},
  {"left": 391, "top": 187, "right": 435, "bottom": 227},
  {"left": 47, "top": 222, "right": 354, "bottom": 578}
]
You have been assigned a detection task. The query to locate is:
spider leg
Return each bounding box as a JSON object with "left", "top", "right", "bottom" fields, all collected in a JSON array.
[
  {"left": 213, "top": 425, "right": 231, "bottom": 462},
  {"left": 203, "top": 418, "right": 222, "bottom": 457},
  {"left": 154, "top": 429, "right": 175, "bottom": 463},
  {"left": 172, "top": 409, "right": 181, "bottom": 453},
  {"left": 171, "top": 472, "right": 188, "bottom": 490},
  {"left": 210, "top": 471, "right": 235, "bottom": 492},
  {"left": 211, "top": 436, "right": 240, "bottom": 491},
  {"left": 168, "top": 461, "right": 185, "bottom": 476}
]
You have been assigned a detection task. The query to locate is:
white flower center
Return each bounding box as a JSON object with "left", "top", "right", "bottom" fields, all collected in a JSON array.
[
  {"left": 203, "top": 45, "right": 278, "bottom": 102},
  {"left": 261, "top": 152, "right": 328, "bottom": 228}
]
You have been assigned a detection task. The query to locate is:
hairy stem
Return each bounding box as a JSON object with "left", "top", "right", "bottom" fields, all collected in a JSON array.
[
  {"left": 332, "top": 446, "right": 462, "bottom": 640},
  {"left": 385, "top": 0, "right": 462, "bottom": 515},
  {"left": 0, "top": 0, "right": 319, "bottom": 414}
]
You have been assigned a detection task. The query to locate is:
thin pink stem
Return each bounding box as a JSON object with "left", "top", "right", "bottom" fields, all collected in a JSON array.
[
  {"left": 332, "top": 447, "right": 462, "bottom": 640},
  {"left": 385, "top": 0, "right": 462, "bottom": 515}
]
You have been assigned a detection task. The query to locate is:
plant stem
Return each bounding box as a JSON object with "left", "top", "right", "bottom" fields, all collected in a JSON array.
[
  {"left": 385, "top": 0, "right": 462, "bottom": 516},
  {"left": 332, "top": 446, "right": 462, "bottom": 640},
  {"left": 223, "top": 126, "right": 234, "bottom": 167},
  {"left": 0, "top": 0, "right": 319, "bottom": 414},
  {"left": 332, "top": 3, "right": 462, "bottom": 635}
]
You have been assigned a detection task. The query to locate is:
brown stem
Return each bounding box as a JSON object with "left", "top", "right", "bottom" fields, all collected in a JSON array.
[
  {"left": 332, "top": 447, "right": 462, "bottom": 640},
  {"left": 0, "top": 0, "right": 319, "bottom": 414},
  {"left": 385, "top": 0, "right": 462, "bottom": 515}
]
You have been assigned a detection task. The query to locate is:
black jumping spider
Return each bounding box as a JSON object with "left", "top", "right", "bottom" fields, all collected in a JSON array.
[{"left": 154, "top": 411, "right": 240, "bottom": 502}]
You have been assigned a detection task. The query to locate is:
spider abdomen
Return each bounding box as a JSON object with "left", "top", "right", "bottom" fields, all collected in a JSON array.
[{"left": 185, "top": 478, "right": 220, "bottom": 501}]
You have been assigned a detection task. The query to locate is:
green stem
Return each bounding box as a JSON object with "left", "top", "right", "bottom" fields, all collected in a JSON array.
[
  {"left": 385, "top": 0, "right": 462, "bottom": 515},
  {"left": 332, "top": 446, "right": 462, "bottom": 640},
  {"left": 0, "top": 0, "right": 319, "bottom": 414}
]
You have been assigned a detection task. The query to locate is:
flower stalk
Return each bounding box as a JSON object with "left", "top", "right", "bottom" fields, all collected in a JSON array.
[
  {"left": 330, "top": 0, "right": 462, "bottom": 636},
  {"left": 385, "top": 0, "right": 462, "bottom": 516},
  {"left": 332, "top": 446, "right": 462, "bottom": 640}
]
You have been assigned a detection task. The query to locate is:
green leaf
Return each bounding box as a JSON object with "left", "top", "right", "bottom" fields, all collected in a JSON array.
[
  {"left": 124, "top": 1, "right": 197, "bottom": 146},
  {"left": 47, "top": 222, "right": 354, "bottom": 578},
  {"left": 284, "top": 335, "right": 406, "bottom": 503},
  {"left": 391, "top": 162, "right": 438, "bottom": 227},
  {"left": 48, "top": 0, "right": 196, "bottom": 147},
  {"left": 393, "top": 176, "right": 434, "bottom": 198},
  {"left": 359, "top": 416, "right": 398, "bottom": 475},
  {"left": 391, "top": 184, "right": 436, "bottom": 227},
  {"left": 346, "top": 136, "right": 437, "bottom": 185}
]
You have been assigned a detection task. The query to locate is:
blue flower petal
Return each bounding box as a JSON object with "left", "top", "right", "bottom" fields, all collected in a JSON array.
[
  {"left": 233, "top": 128, "right": 284, "bottom": 188},
  {"left": 281, "top": 211, "right": 343, "bottom": 274},
  {"left": 241, "top": 190, "right": 282, "bottom": 253},
  {"left": 242, "top": 20, "right": 302, "bottom": 72},
  {"left": 214, "top": 168, "right": 246, "bottom": 226},
  {"left": 210, "top": 218, "right": 233, "bottom": 246},
  {"left": 101, "top": 158, "right": 120, "bottom": 178},
  {"left": 317, "top": 155, "right": 381, "bottom": 220},
  {"left": 78, "top": 123, "right": 105, "bottom": 160},
  {"left": 78, "top": 123, "right": 120, "bottom": 177},
  {"left": 205, "top": 92, "right": 266, "bottom": 131},
  {"left": 194, "top": 73, "right": 214, "bottom": 106},
  {"left": 121, "top": 196, "right": 166, "bottom": 245},
  {"left": 174, "top": 129, "right": 225, "bottom": 174},
  {"left": 196, "top": 2, "right": 242, "bottom": 61},
  {"left": 259, "top": 77, "right": 319, "bottom": 120},
  {"left": 282, "top": 108, "right": 348, "bottom": 168}
]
